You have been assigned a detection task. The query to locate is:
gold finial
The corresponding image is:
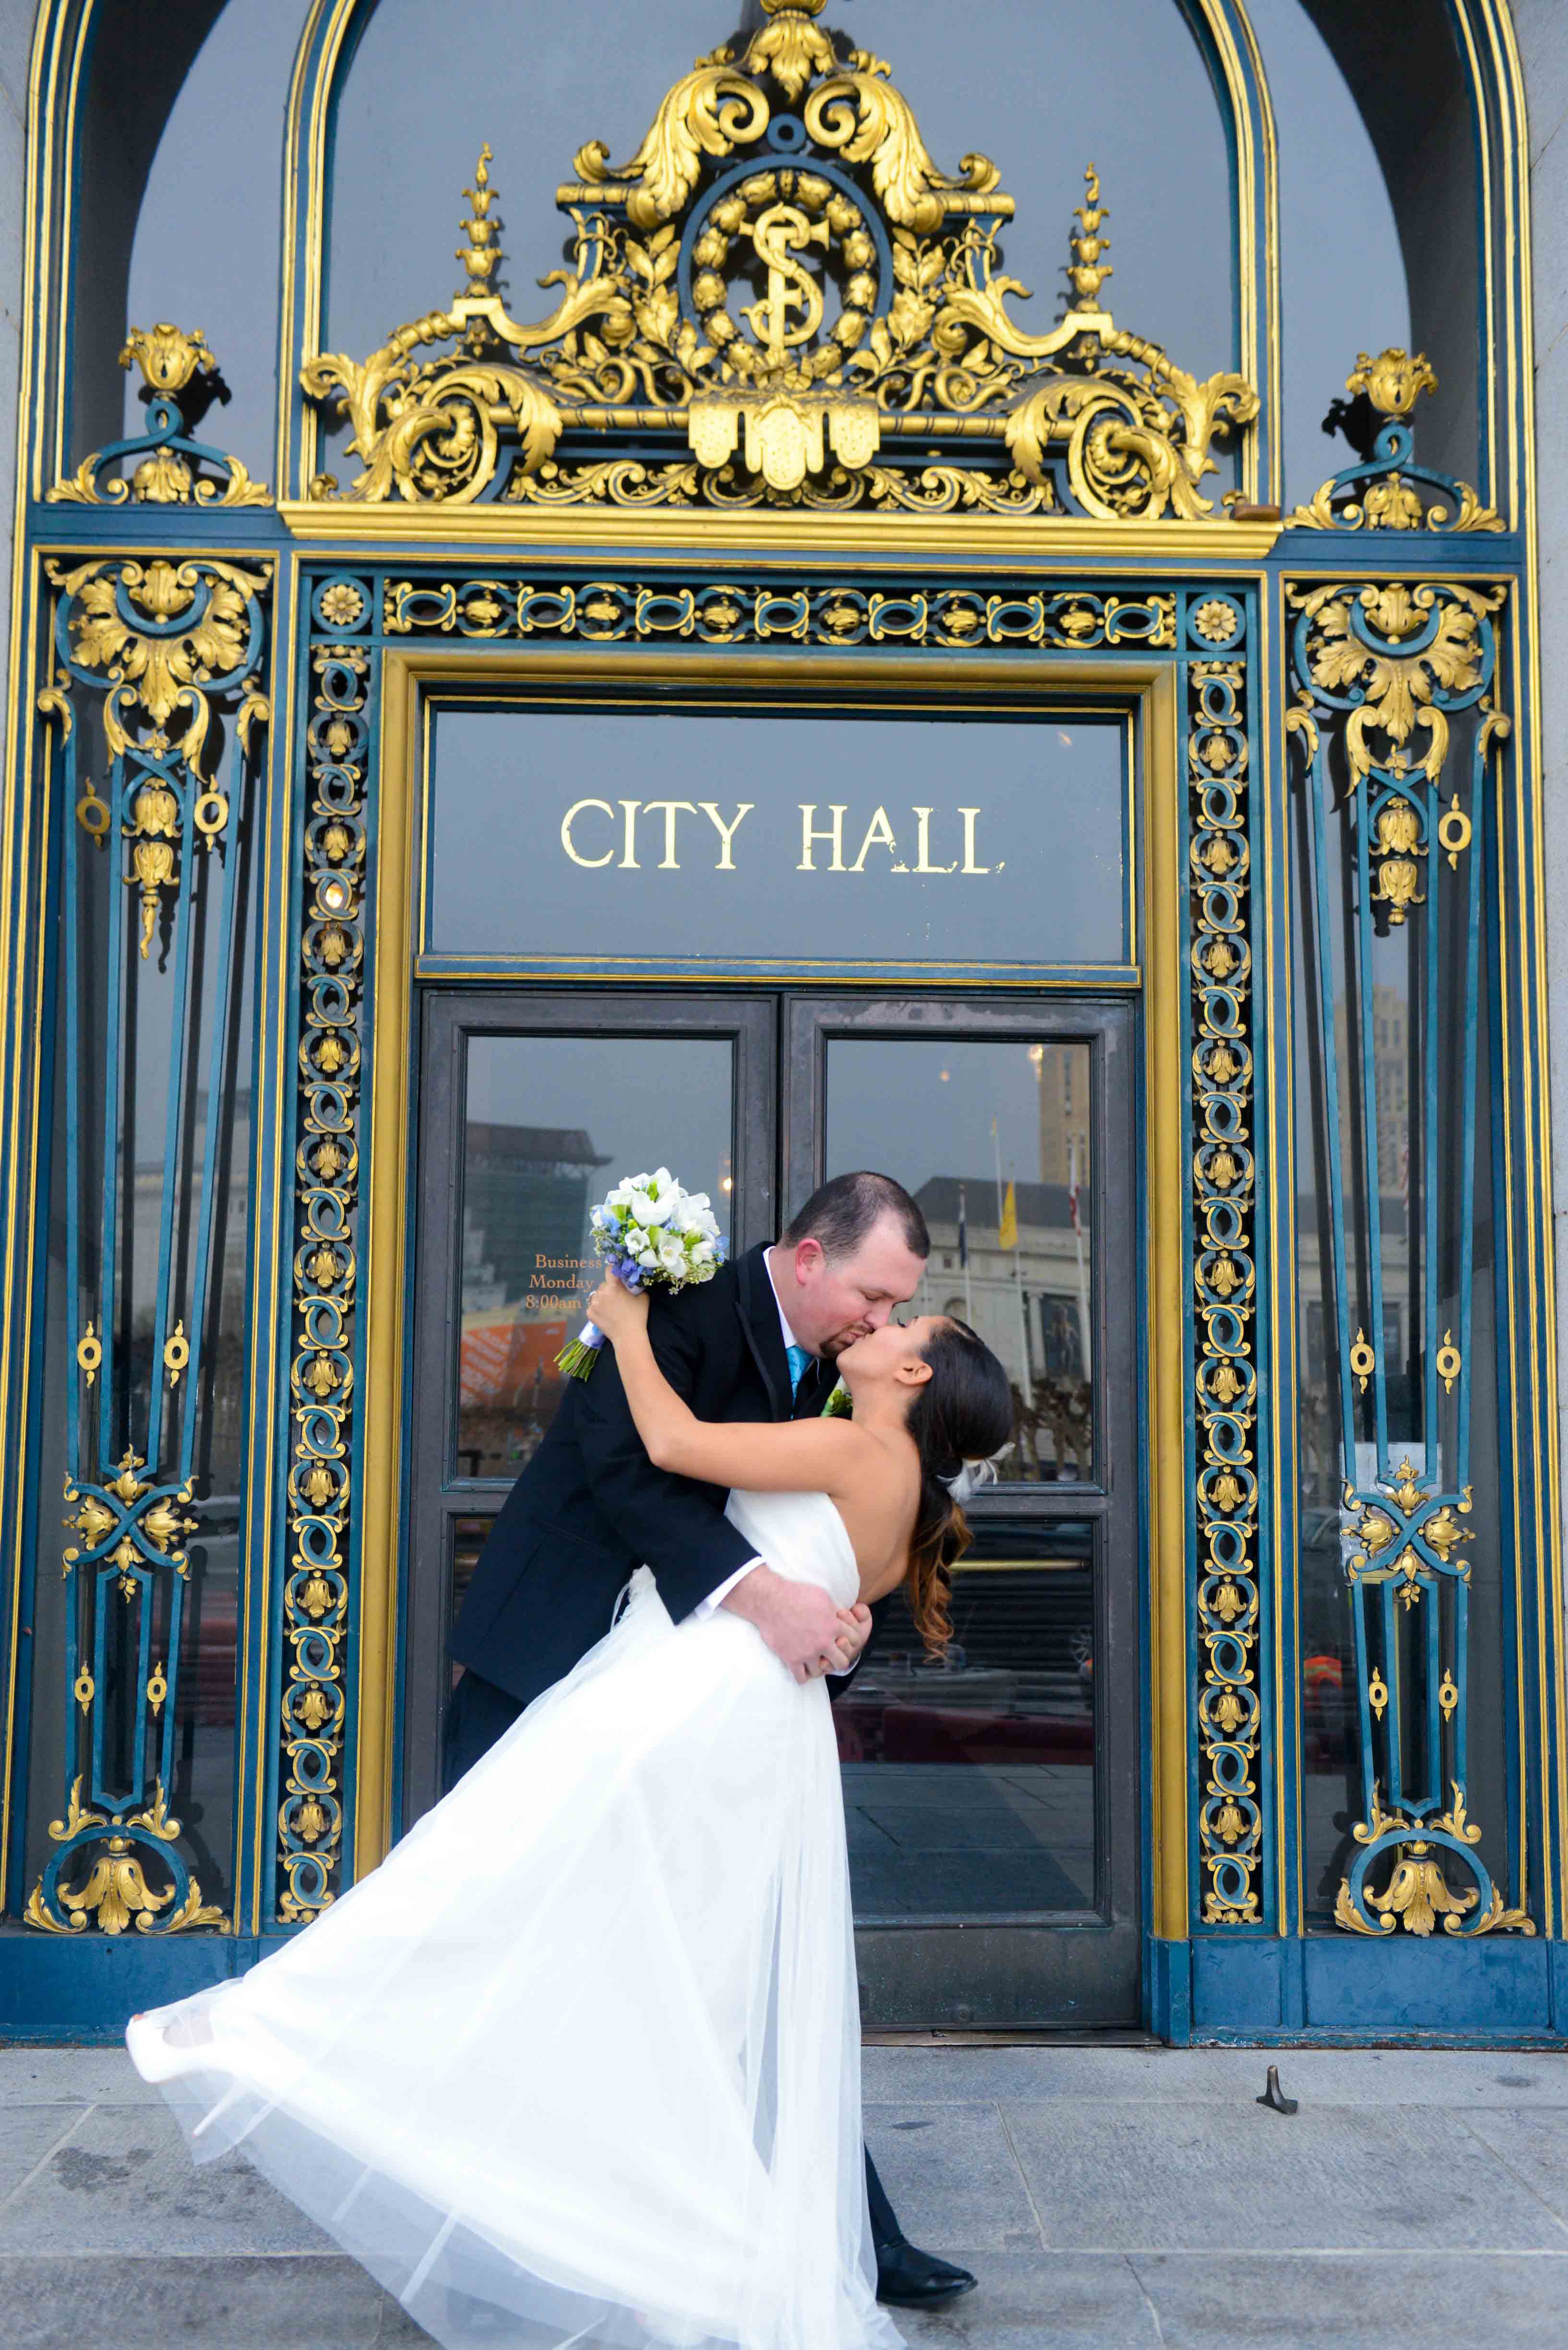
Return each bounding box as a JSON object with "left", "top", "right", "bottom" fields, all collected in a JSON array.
[
  {"left": 760, "top": 0, "right": 827, "bottom": 15},
  {"left": 456, "top": 144, "right": 503, "bottom": 298},
  {"left": 119, "top": 324, "right": 217, "bottom": 398},
  {"left": 1067, "top": 165, "right": 1112, "bottom": 309},
  {"left": 1346, "top": 347, "right": 1437, "bottom": 420}
]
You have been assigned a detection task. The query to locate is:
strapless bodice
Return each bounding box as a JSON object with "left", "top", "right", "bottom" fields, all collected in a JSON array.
[{"left": 723, "top": 1489, "right": 859, "bottom": 1610}]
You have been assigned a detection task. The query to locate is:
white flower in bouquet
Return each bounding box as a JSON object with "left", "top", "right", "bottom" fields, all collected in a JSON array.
[{"left": 557, "top": 1168, "right": 729, "bottom": 1379}]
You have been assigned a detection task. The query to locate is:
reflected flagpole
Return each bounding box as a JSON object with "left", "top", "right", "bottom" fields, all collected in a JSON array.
[
  {"left": 993, "top": 1116, "right": 1033, "bottom": 1398},
  {"left": 1069, "top": 1139, "right": 1091, "bottom": 1376},
  {"left": 958, "top": 1183, "right": 973, "bottom": 1324}
]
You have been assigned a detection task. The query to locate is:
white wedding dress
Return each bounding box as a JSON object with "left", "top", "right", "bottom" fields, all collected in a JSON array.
[{"left": 127, "top": 1490, "right": 905, "bottom": 2350}]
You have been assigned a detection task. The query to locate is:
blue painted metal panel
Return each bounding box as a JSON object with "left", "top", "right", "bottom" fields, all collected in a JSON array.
[
  {"left": 0, "top": 1931, "right": 298, "bottom": 2045},
  {"left": 1303, "top": 1935, "right": 1555, "bottom": 2036},
  {"left": 1192, "top": 1935, "right": 1285, "bottom": 2030},
  {"left": 1148, "top": 1937, "right": 1194, "bottom": 2047}
]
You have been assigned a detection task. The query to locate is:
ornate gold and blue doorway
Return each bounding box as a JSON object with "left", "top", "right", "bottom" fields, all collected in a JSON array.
[
  {"left": 406, "top": 981, "right": 1144, "bottom": 2029},
  {"left": 388, "top": 648, "right": 1162, "bottom": 2027},
  {"left": 2, "top": 0, "right": 1563, "bottom": 2048}
]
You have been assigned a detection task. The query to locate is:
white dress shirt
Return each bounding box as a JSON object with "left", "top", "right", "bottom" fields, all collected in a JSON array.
[{"left": 693, "top": 1247, "right": 802, "bottom": 1618}]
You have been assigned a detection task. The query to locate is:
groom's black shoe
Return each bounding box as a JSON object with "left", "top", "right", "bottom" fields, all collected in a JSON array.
[{"left": 875, "top": 2240, "right": 978, "bottom": 2307}]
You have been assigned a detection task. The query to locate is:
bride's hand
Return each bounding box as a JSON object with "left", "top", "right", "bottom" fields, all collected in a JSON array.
[{"left": 587, "top": 1269, "right": 650, "bottom": 1340}]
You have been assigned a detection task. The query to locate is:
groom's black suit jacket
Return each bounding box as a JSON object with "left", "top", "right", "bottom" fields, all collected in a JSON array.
[{"left": 450, "top": 1242, "right": 885, "bottom": 1710}]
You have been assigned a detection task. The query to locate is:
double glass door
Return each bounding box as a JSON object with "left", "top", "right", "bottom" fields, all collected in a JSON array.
[{"left": 408, "top": 990, "right": 1140, "bottom": 2025}]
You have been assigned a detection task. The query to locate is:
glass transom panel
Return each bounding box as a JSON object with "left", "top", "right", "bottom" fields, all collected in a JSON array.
[{"left": 429, "top": 705, "right": 1129, "bottom": 967}]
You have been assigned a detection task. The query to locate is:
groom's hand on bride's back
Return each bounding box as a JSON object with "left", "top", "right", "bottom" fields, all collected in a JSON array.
[{"left": 720, "top": 1566, "right": 863, "bottom": 1683}]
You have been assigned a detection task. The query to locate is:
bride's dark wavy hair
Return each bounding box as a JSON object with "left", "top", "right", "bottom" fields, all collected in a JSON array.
[{"left": 902, "top": 1319, "right": 1014, "bottom": 1658}]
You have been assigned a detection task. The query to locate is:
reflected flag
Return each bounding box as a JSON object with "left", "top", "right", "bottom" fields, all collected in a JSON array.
[
  {"left": 958, "top": 1184, "right": 969, "bottom": 1268},
  {"left": 1068, "top": 1142, "right": 1082, "bottom": 1236},
  {"left": 999, "top": 1179, "right": 1018, "bottom": 1251}
]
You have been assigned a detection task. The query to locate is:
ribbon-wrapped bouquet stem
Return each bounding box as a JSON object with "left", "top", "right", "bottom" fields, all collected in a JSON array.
[{"left": 556, "top": 1168, "right": 726, "bottom": 1380}]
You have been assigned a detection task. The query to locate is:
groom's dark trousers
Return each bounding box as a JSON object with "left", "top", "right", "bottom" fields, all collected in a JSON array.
[{"left": 446, "top": 1241, "right": 903, "bottom": 2256}]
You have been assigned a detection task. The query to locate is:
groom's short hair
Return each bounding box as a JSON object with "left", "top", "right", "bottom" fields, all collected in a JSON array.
[{"left": 782, "top": 1171, "right": 930, "bottom": 1263}]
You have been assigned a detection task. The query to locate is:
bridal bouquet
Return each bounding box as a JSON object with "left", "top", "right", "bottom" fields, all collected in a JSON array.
[{"left": 555, "top": 1167, "right": 726, "bottom": 1380}]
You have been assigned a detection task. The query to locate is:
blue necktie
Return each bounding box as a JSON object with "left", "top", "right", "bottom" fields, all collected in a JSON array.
[{"left": 785, "top": 1343, "right": 812, "bottom": 1397}]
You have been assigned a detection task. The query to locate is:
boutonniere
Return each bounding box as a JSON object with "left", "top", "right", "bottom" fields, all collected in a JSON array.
[{"left": 821, "top": 1380, "right": 851, "bottom": 1418}]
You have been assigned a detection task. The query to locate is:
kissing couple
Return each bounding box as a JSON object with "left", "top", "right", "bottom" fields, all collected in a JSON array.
[{"left": 129, "top": 1170, "right": 1012, "bottom": 2349}]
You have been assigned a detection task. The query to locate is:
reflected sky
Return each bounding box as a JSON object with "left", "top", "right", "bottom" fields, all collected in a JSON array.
[
  {"left": 827, "top": 1039, "right": 1070, "bottom": 1211},
  {"left": 328, "top": 0, "right": 1232, "bottom": 391},
  {"left": 1243, "top": 0, "right": 1409, "bottom": 505},
  {"left": 116, "top": 0, "right": 1408, "bottom": 512},
  {"left": 467, "top": 1035, "right": 735, "bottom": 1243},
  {"left": 463, "top": 1032, "right": 1068, "bottom": 1248},
  {"left": 121, "top": 2, "right": 306, "bottom": 474}
]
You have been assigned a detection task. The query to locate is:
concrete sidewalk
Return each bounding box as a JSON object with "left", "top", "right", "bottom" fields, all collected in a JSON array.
[{"left": 1, "top": 2043, "right": 1566, "bottom": 2346}]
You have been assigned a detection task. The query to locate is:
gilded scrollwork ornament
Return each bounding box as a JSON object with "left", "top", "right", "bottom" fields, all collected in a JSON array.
[
  {"left": 378, "top": 571, "right": 1176, "bottom": 652},
  {"left": 278, "top": 637, "right": 370, "bottom": 1922},
  {"left": 1289, "top": 574, "right": 1527, "bottom": 1937},
  {"left": 301, "top": 9, "right": 1255, "bottom": 516},
  {"left": 1287, "top": 348, "right": 1503, "bottom": 534},
  {"left": 47, "top": 323, "right": 271, "bottom": 507},
  {"left": 44, "top": 554, "right": 269, "bottom": 958},
  {"left": 1186, "top": 635, "right": 1263, "bottom": 1927},
  {"left": 25, "top": 552, "right": 272, "bottom": 1939}
]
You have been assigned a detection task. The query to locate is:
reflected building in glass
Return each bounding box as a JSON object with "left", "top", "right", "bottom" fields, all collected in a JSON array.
[{"left": 456, "top": 1120, "right": 609, "bottom": 1478}]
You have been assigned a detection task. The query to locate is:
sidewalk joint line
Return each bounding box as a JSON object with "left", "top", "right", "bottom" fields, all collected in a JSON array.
[
  {"left": 0, "top": 2102, "right": 96, "bottom": 2214},
  {"left": 1451, "top": 2110, "right": 1568, "bottom": 2246},
  {"left": 1124, "top": 2253, "right": 1169, "bottom": 2345},
  {"left": 994, "top": 2101, "right": 1046, "bottom": 2247}
]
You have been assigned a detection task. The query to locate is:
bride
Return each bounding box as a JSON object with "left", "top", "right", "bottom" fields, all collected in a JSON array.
[{"left": 127, "top": 1279, "right": 1012, "bottom": 2350}]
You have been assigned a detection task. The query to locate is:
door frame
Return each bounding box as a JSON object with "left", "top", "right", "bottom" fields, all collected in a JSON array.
[{"left": 354, "top": 647, "right": 1187, "bottom": 1985}]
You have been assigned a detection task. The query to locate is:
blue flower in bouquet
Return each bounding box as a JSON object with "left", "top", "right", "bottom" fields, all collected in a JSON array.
[{"left": 558, "top": 1168, "right": 728, "bottom": 1379}]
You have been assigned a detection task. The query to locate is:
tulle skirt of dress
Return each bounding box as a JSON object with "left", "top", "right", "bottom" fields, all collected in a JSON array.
[{"left": 126, "top": 1565, "right": 902, "bottom": 2350}]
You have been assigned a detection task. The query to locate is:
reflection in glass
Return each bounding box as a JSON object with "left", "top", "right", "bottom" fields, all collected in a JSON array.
[
  {"left": 448, "top": 1517, "right": 493, "bottom": 1673},
  {"left": 112, "top": 1, "right": 306, "bottom": 474},
  {"left": 431, "top": 707, "right": 1127, "bottom": 969},
  {"left": 825, "top": 1038, "right": 1095, "bottom": 1480},
  {"left": 330, "top": 0, "right": 1231, "bottom": 436},
  {"left": 1242, "top": 0, "right": 1408, "bottom": 510},
  {"left": 455, "top": 1035, "right": 733, "bottom": 1477},
  {"left": 838, "top": 1521, "right": 1097, "bottom": 1917}
]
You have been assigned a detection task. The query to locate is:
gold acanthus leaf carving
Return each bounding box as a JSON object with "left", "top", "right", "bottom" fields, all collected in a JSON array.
[
  {"left": 1003, "top": 348, "right": 1257, "bottom": 523},
  {"left": 1292, "top": 581, "right": 1505, "bottom": 790},
  {"left": 582, "top": 61, "right": 771, "bottom": 228},
  {"left": 803, "top": 60, "right": 1000, "bottom": 234},
  {"left": 24, "top": 1779, "right": 226, "bottom": 1936},
  {"left": 303, "top": 317, "right": 567, "bottom": 506},
  {"left": 745, "top": 0, "right": 836, "bottom": 104},
  {"left": 1363, "top": 1846, "right": 1476, "bottom": 1938},
  {"left": 46, "top": 557, "right": 268, "bottom": 767}
]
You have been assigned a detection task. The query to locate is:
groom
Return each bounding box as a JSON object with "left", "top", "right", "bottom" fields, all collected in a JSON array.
[{"left": 447, "top": 1167, "right": 977, "bottom": 2309}]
